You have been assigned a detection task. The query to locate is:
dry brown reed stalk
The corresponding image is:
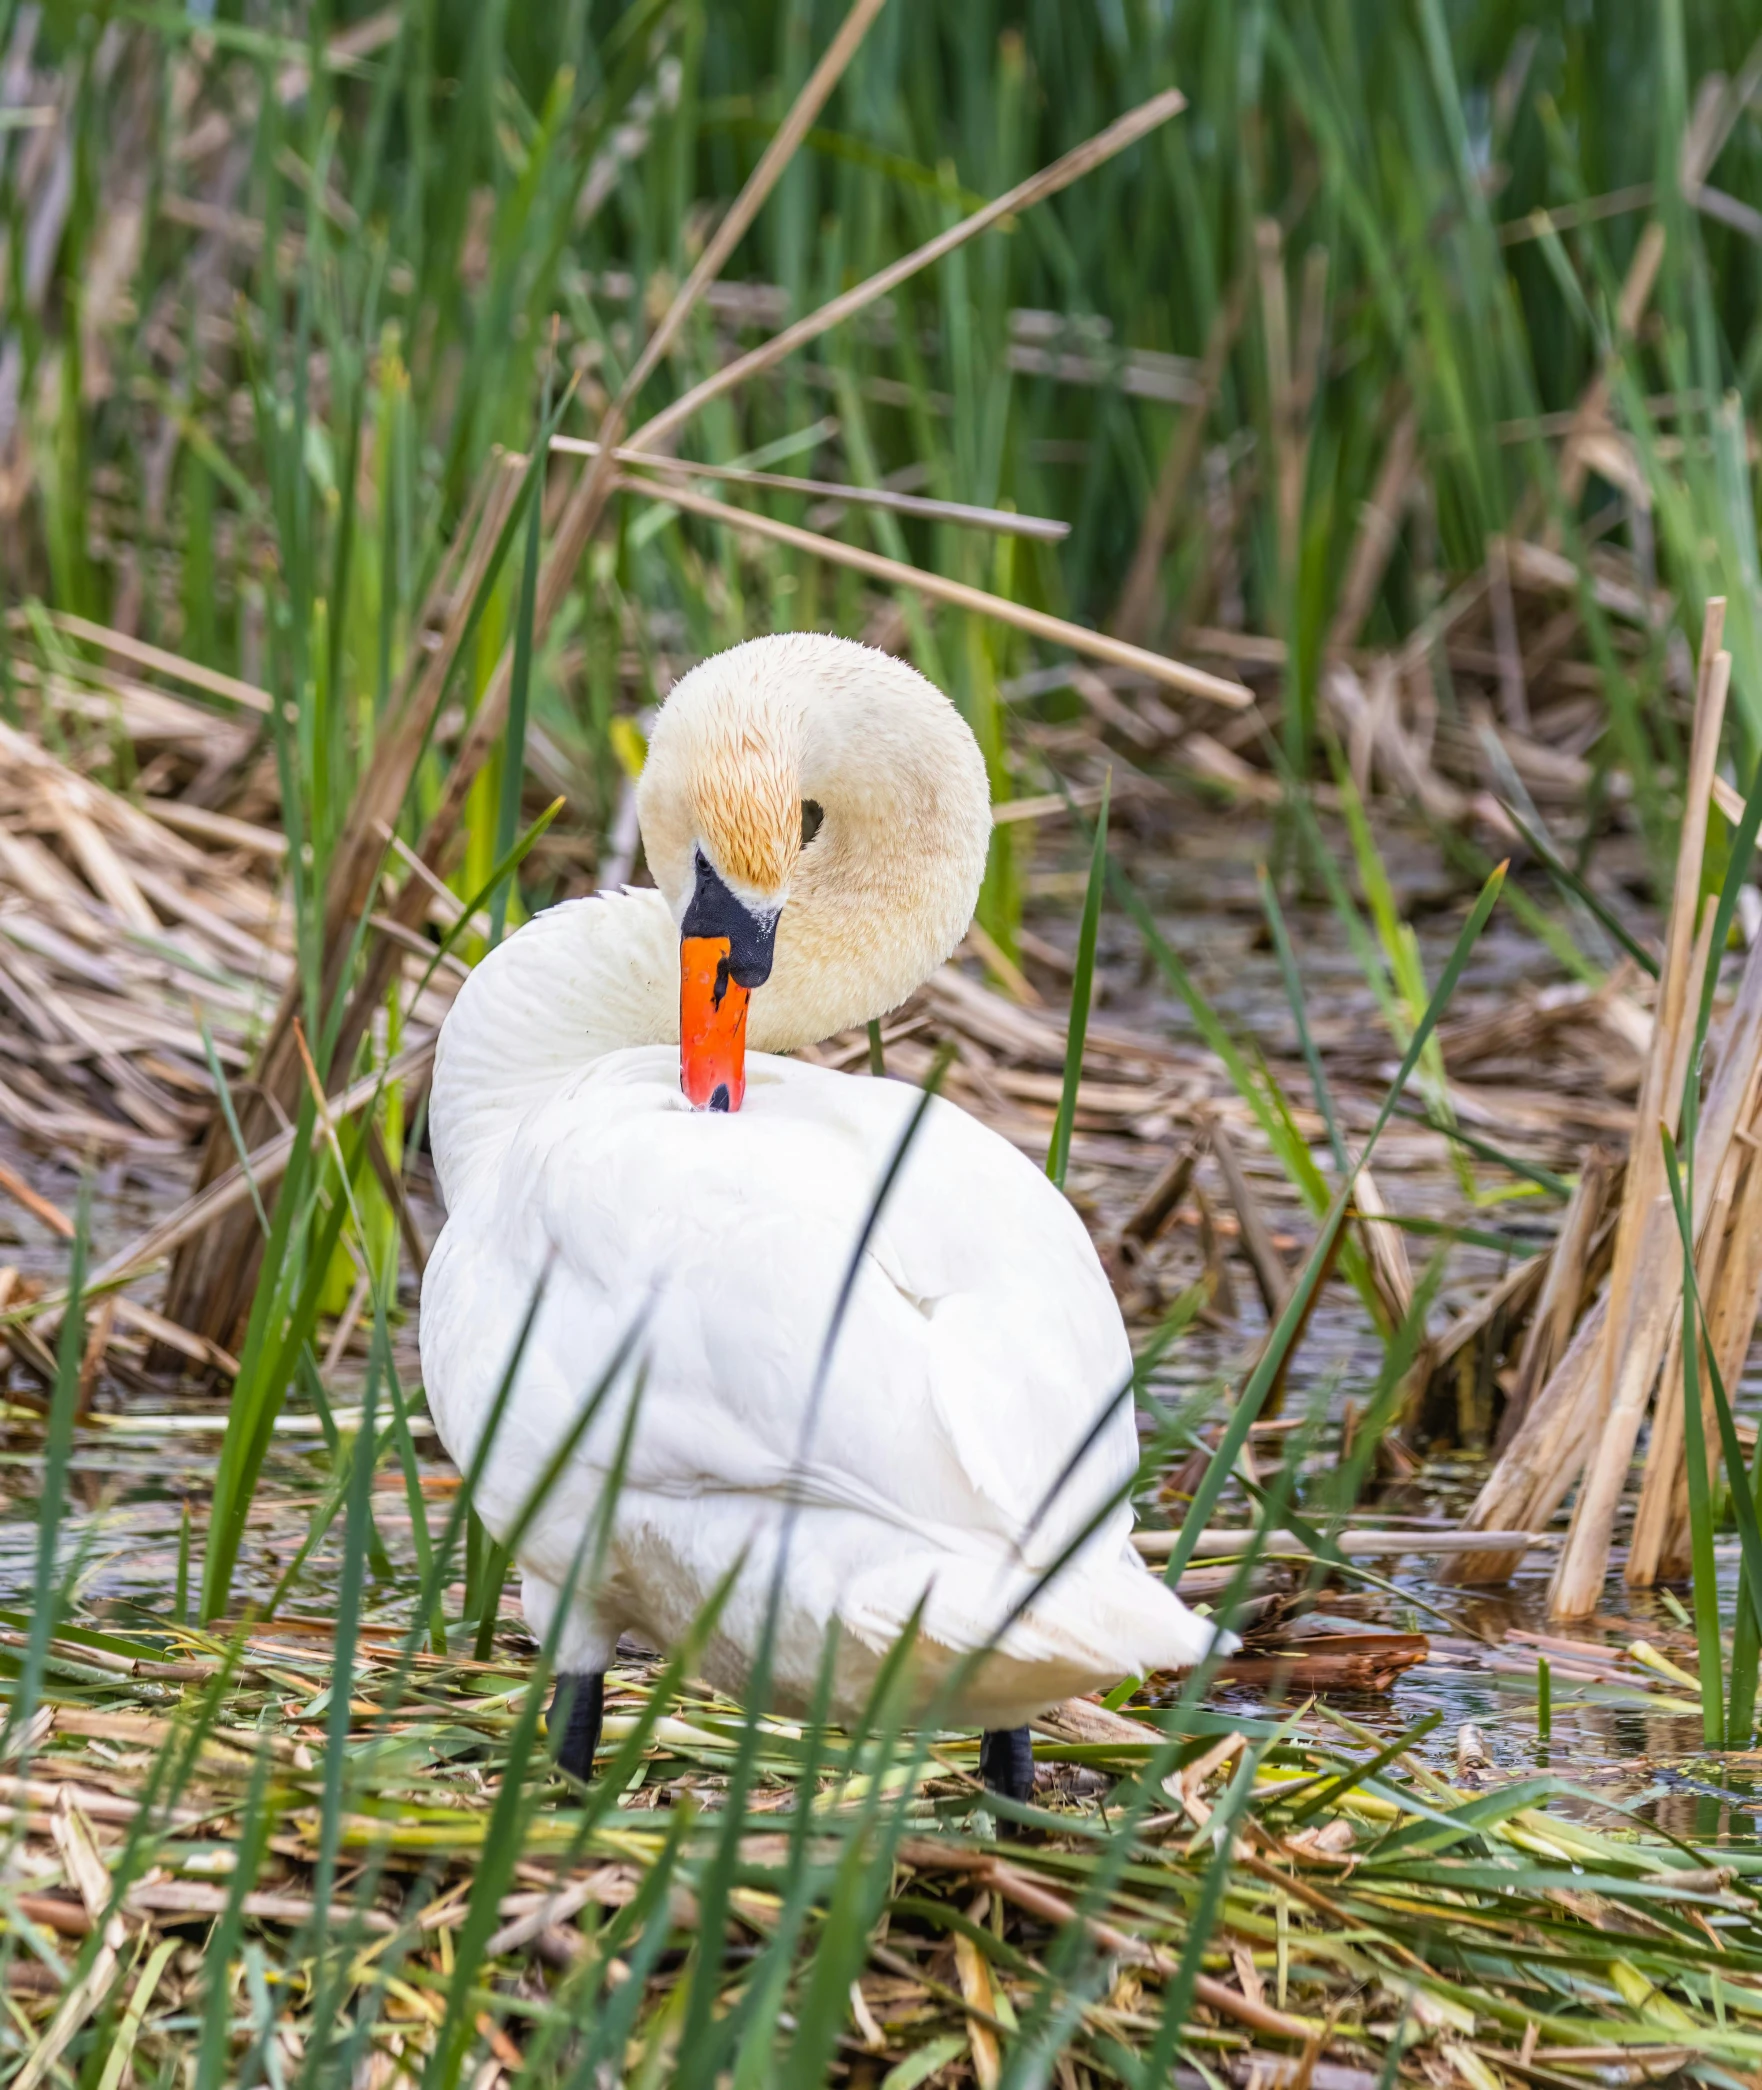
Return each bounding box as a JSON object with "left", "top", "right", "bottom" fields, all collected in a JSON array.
[
  {"left": 1427, "top": 1250, "right": 1553, "bottom": 1396},
  {"left": 1351, "top": 1164, "right": 1416, "bottom": 1336},
  {"left": 1627, "top": 924, "right": 1762, "bottom": 1580},
  {"left": 1104, "top": 1132, "right": 1205, "bottom": 1289},
  {"left": 1634, "top": 1221, "right": 1735, "bottom": 1589},
  {"left": 1498, "top": 1143, "right": 1614, "bottom": 1448},
  {"left": 1446, "top": 604, "right": 1758, "bottom": 1593},
  {"left": 23, "top": 610, "right": 275, "bottom": 715},
  {"left": 552, "top": 440, "right": 1070, "bottom": 538},
  {"left": 1449, "top": 1293, "right": 1607, "bottom": 1585},
  {"left": 618, "top": 475, "right": 1254, "bottom": 707},
  {"left": 1653, "top": 1091, "right": 1762, "bottom": 1576},
  {"left": 1131, "top": 1526, "right": 1548, "bottom": 1562},
  {"left": 1549, "top": 599, "right": 1729, "bottom": 1617},
  {"left": 1327, "top": 408, "right": 1420, "bottom": 656},
  {"left": 624, "top": 0, "right": 890, "bottom": 406}
]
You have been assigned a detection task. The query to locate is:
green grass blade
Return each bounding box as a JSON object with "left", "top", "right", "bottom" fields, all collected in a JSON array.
[
  {"left": 193, "top": 1745, "right": 277, "bottom": 2090},
  {"left": 1500, "top": 799, "right": 1660, "bottom": 979},
  {"left": 487, "top": 353, "right": 553, "bottom": 949},
  {"left": 308, "top": 1351, "right": 380, "bottom": 1933},
  {"left": 1661, "top": 1127, "right": 1726, "bottom": 1747},
  {"left": 1047, "top": 769, "right": 1109, "bottom": 1190},
  {"left": 470, "top": 1539, "right": 512, "bottom": 1659},
  {"left": 1133, "top": 1738, "right": 1276, "bottom": 2085}
]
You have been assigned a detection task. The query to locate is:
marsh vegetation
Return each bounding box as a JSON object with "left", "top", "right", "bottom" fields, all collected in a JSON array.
[{"left": 6, "top": 1, "right": 1762, "bottom": 2082}]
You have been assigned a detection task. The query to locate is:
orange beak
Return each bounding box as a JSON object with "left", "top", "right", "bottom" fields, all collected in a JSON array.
[
  {"left": 681, "top": 934, "right": 751, "bottom": 1112},
  {"left": 679, "top": 848, "right": 779, "bottom": 1111}
]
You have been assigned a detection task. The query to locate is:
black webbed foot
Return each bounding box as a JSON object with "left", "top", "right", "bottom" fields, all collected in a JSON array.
[
  {"left": 549, "top": 1671, "right": 605, "bottom": 1785},
  {"left": 979, "top": 1725, "right": 1034, "bottom": 1807}
]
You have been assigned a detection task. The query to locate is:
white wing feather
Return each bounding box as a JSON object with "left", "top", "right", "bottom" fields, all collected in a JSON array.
[{"left": 421, "top": 908, "right": 1224, "bottom": 1725}]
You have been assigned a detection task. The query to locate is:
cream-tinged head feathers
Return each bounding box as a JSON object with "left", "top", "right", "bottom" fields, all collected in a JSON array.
[{"left": 636, "top": 633, "right": 992, "bottom": 1051}]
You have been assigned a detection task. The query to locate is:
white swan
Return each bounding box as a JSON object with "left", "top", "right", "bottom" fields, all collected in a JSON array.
[{"left": 419, "top": 632, "right": 1227, "bottom": 1797}]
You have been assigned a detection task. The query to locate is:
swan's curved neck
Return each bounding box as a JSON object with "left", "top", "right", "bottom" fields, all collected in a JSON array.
[
  {"left": 430, "top": 635, "right": 992, "bottom": 1200},
  {"left": 427, "top": 888, "right": 677, "bottom": 1203}
]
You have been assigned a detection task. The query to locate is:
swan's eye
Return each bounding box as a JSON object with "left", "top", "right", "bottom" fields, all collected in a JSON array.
[{"left": 800, "top": 799, "right": 825, "bottom": 848}]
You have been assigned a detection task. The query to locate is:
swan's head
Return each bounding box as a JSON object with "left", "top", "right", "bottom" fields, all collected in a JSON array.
[{"left": 636, "top": 633, "right": 992, "bottom": 1109}]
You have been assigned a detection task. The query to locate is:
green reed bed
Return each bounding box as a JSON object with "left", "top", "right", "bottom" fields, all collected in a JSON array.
[{"left": 10, "top": 1, "right": 1762, "bottom": 2083}]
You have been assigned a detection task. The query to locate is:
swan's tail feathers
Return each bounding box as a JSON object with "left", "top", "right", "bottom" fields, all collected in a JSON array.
[
  {"left": 1030, "top": 1551, "right": 1241, "bottom": 1671},
  {"left": 839, "top": 1546, "right": 1236, "bottom": 1730}
]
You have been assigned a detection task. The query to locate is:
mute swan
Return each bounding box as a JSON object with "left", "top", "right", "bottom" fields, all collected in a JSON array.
[{"left": 420, "top": 632, "right": 1227, "bottom": 1801}]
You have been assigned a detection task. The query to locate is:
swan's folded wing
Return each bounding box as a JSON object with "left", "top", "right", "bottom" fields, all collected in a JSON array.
[
  {"left": 477, "top": 1052, "right": 1143, "bottom": 1561},
  {"left": 860, "top": 1090, "right": 1141, "bottom": 1557}
]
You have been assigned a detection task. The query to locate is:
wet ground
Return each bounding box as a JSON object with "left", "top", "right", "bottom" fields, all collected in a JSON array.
[{"left": 3, "top": 795, "right": 1759, "bottom": 1841}]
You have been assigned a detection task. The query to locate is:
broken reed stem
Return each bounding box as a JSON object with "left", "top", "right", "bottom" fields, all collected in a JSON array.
[
  {"left": 1640, "top": 1085, "right": 1762, "bottom": 1580},
  {"left": 1629, "top": 924, "right": 1762, "bottom": 1581},
  {"left": 1208, "top": 1116, "right": 1291, "bottom": 1320},
  {"left": 1451, "top": 1297, "right": 1607, "bottom": 1585},
  {"left": 1498, "top": 1145, "right": 1613, "bottom": 1450},
  {"left": 550, "top": 440, "right": 1069, "bottom": 539},
  {"left": 1549, "top": 600, "right": 1729, "bottom": 1619},
  {"left": 1686, "top": 1110, "right": 1762, "bottom": 1550},
  {"left": 1352, "top": 1163, "right": 1417, "bottom": 1338},
  {"left": 1543, "top": 914, "right": 1714, "bottom": 1612},
  {"left": 623, "top": 475, "right": 1252, "bottom": 709}
]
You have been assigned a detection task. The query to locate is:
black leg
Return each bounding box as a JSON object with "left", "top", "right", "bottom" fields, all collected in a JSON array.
[
  {"left": 549, "top": 1672, "right": 605, "bottom": 1784},
  {"left": 979, "top": 1726, "right": 1034, "bottom": 1806}
]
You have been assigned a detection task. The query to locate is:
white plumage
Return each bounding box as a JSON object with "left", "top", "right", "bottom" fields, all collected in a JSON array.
[{"left": 419, "top": 635, "right": 1225, "bottom": 1733}]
